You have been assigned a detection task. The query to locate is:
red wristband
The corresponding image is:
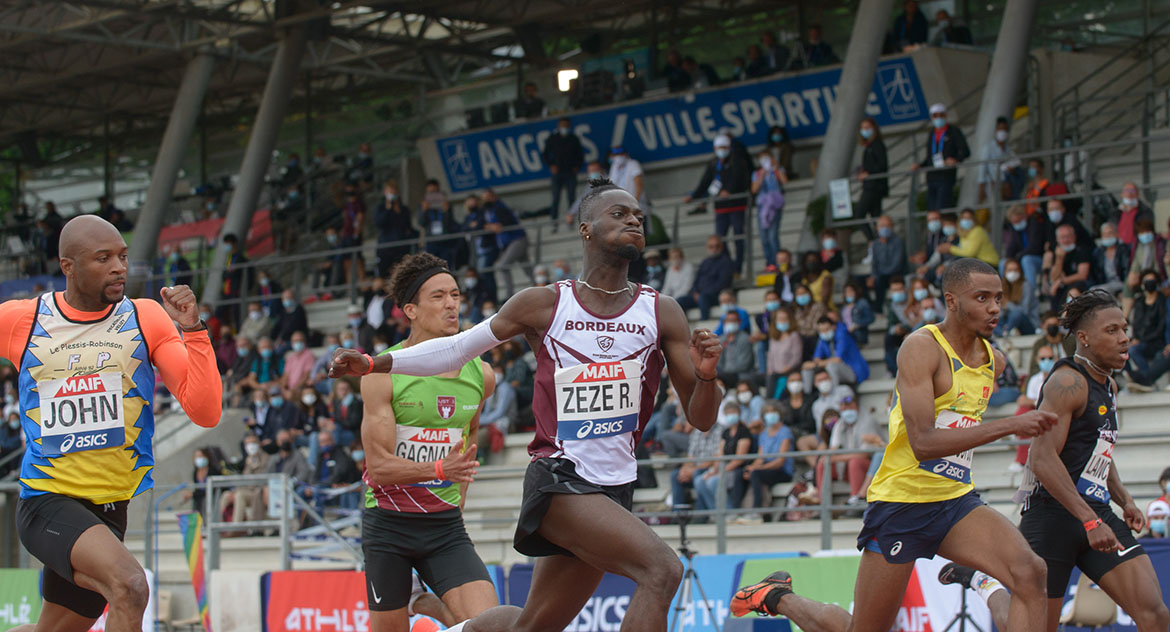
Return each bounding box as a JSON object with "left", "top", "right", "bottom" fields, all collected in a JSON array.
[
  {"left": 1083, "top": 518, "right": 1103, "bottom": 533},
  {"left": 434, "top": 460, "right": 445, "bottom": 481},
  {"left": 363, "top": 354, "right": 374, "bottom": 376}
]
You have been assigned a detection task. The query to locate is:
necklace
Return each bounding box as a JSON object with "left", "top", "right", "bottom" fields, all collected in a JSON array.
[
  {"left": 1074, "top": 353, "right": 1112, "bottom": 378},
  {"left": 576, "top": 277, "right": 633, "bottom": 295}
]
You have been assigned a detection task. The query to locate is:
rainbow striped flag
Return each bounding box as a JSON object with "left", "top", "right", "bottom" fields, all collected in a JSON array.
[{"left": 176, "top": 512, "right": 212, "bottom": 632}]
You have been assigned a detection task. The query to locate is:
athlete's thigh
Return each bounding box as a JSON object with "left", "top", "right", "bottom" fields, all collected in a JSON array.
[
  {"left": 537, "top": 493, "right": 676, "bottom": 580},
  {"left": 24, "top": 600, "right": 100, "bottom": 632},
  {"left": 439, "top": 581, "right": 498, "bottom": 622},
  {"left": 511, "top": 555, "right": 605, "bottom": 631},
  {"left": 1094, "top": 555, "right": 1165, "bottom": 625},
  {"left": 848, "top": 550, "right": 916, "bottom": 632},
  {"left": 69, "top": 524, "right": 143, "bottom": 599},
  {"left": 937, "top": 506, "right": 1037, "bottom": 590}
]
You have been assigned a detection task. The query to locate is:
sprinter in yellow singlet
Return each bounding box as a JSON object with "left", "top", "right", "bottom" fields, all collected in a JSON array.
[{"left": 731, "top": 258, "right": 1059, "bottom": 632}]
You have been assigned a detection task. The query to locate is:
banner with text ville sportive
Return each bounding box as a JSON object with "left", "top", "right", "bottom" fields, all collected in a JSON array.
[{"left": 426, "top": 56, "right": 928, "bottom": 193}]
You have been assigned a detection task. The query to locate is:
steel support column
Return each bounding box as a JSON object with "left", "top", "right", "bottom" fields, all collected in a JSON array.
[
  {"left": 127, "top": 52, "right": 215, "bottom": 297},
  {"left": 203, "top": 26, "right": 307, "bottom": 307},
  {"left": 803, "top": 0, "right": 896, "bottom": 250},
  {"left": 957, "top": 0, "right": 1038, "bottom": 211}
]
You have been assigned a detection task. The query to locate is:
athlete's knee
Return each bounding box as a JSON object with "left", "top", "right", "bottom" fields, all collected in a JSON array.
[
  {"left": 1133, "top": 599, "right": 1170, "bottom": 630},
  {"left": 109, "top": 567, "right": 149, "bottom": 611},
  {"left": 1004, "top": 552, "right": 1047, "bottom": 597},
  {"left": 637, "top": 553, "right": 683, "bottom": 599}
]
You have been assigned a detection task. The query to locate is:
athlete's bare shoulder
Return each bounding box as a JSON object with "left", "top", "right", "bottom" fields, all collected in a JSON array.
[
  {"left": 993, "top": 348, "right": 1007, "bottom": 379},
  {"left": 1040, "top": 364, "right": 1088, "bottom": 413},
  {"left": 495, "top": 285, "right": 559, "bottom": 336}
]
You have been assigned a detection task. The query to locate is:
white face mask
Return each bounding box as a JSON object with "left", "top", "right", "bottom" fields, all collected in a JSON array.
[
  {"left": 373, "top": 343, "right": 389, "bottom": 354},
  {"left": 302, "top": 393, "right": 317, "bottom": 406},
  {"left": 245, "top": 443, "right": 260, "bottom": 456},
  {"left": 787, "top": 381, "right": 803, "bottom": 394},
  {"left": 1005, "top": 271, "right": 1021, "bottom": 283},
  {"left": 816, "top": 380, "right": 833, "bottom": 395},
  {"left": 995, "top": 129, "right": 1009, "bottom": 143},
  {"left": 737, "top": 391, "right": 752, "bottom": 404},
  {"left": 759, "top": 157, "right": 773, "bottom": 171}
]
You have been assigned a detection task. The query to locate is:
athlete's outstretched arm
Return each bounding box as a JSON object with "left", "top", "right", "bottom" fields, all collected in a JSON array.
[
  {"left": 330, "top": 287, "right": 555, "bottom": 377},
  {"left": 658, "top": 296, "right": 722, "bottom": 432},
  {"left": 360, "top": 373, "right": 479, "bottom": 486},
  {"left": 897, "top": 333, "right": 1055, "bottom": 461},
  {"left": 139, "top": 290, "right": 222, "bottom": 427},
  {"left": 1032, "top": 367, "right": 1121, "bottom": 551}
]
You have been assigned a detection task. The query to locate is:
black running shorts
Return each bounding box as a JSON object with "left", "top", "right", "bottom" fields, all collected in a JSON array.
[
  {"left": 16, "top": 493, "right": 129, "bottom": 619},
  {"left": 1019, "top": 498, "right": 1145, "bottom": 598},
  {"left": 361, "top": 506, "right": 491, "bottom": 611},
  {"left": 514, "top": 457, "right": 635, "bottom": 558}
]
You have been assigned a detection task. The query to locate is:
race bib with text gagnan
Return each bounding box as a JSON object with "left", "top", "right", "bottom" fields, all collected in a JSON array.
[
  {"left": 396, "top": 426, "right": 460, "bottom": 488},
  {"left": 37, "top": 373, "right": 125, "bottom": 456},
  {"left": 555, "top": 360, "right": 641, "bottom": 441},
  {"left": 917, "top": 409, "right": 977, "bottom": 483}
]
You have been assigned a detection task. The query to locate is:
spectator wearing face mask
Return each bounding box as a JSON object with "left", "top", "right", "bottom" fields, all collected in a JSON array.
[
  {"left": 677, "top": 236, "right": 735, "bottom": 320},
  {"left": 186, "top": 447, "right": 224, "bottom": 515},
  {"left": 1124, "top": 219, "right": 1167, "bottom": 302},
  {"left": 643, "top": 250, "right": 666, "bottom": 292},
  {"left": 694, "top": 402, "right": 755, "bottom": 512},
  {"left": 220, "top": 434, "right": 269, "bottom": 524},
  {"left": 238, "top": 301, "right": 270, "bottom": 346},
  {"left": 792, "top": 283, "right": 828, "bottom": 362},
  {"left": 461, "top": 194, "right": 500, "bottom": 301},
  {"left": 330, "top": 380, "right": 363, "bottom": 444},
  {"left": 803, "top": 315, "right": 868, "bottom": 387},
  {"left": 1146, "top": 467, "right": 1170, "bottom": 538},
  {"left": 608, "top": 147, "right": 647, "bottom": 210},
  {"left": 810, "top": 372, "right": 853, "bottom": 439},
  {"left": 238, "top": 337, "right": 282, "bottom": 395},
  {"left": 1028, "top": 311, "right": 1074, "bottom": 375},
  {"left": 911, "top": 104, "right": 969, "bottom": 212},
  {"left": 892, "top": 0, "right": 929, "bottom": 50},
  {"left": 869, "top": 215, "right": 906, "bottom": 306},
  {"left": 799, "top": 251, "right": 835, "bottom": 309},
  {"left": 936, "top": 208, "right": 998, "bottom": 267},
  {"left": 1125, "top": 269, "right": 1170, "bottom": 393},
  {"left": 740, "top": 402, "right": 795, "bottom": 523},
  {"left": 346, "top": 304, "right": 375, "bottom": 353},
  {"left": 373, "top": 179, "right": 416, "bottom": 278},
  {"left": 661, "top": 248, "right": 696, "bottom": 300},
  {"left": 477, "top": 366, "right": 517, "bottom": 465},
  {"left": 226, "top": 336, "right": 256, "bottom": 405},
  {"left": 1111, "top": 181, "right": 1154, "bottom": 250},
  {"left": 1091, "top": 222, "right": 1131, "bottom": 296},
  {"left": 1045, "top": 223, "right": 1091, "bottom": 309},
  {"left": 855, "top": 118, "right": 888, "bottom": 241},
  {"left": 270, "top": 290, "right": 308, "bottom": 351},
  {"left": 566, "top": 162, "right": 607, "bottom": 227},
  {"left": 815, "top": 395, "right": 881, "bottom": 506},
  {"left": 716, "top": 312, "right": 756, "bottom": 388},
  {"left": 714, "top": 290, "right": 752, "bottom": 336},
  {"left": 918, "top": 214, "right": 960, "bottom": 283},
  {"left": 1009, "top": 346, "right": 1057, "bottom": 471},
  {"left": 726, "top": 381, "right": 764, "bottom": 425},
  {"left": 752, "top": 150, "right": 788, "bottom": 270},
  {"left": 841, "top": 281, "right": 875, "bottom": 347},
  {"left": 883, "top": 279, "right": 915, "bottom": 377},
  {"left": 910, "top": 279, "right": 944, "bottom": 329},
  {"left": 997, "top": 258, "right": 1039, "bottom": 336},
  {"left": 266, "top": 429, "right": 311, "bottom": 486},
  {"left": 765, "top": 125, "right": 794, "bottom": 176},
  {"left": 310, "top": 334, "right": 341, "bottom": 393},
  {"left": 979, "top": 117, "right": 1025, "bottom": 202},
  {"left": 930, "top": 9, "right": 972, "bottom": 46},
  {"left": 685, "top": 136, "right": 752, "bottom": 273},
  {"left": 281, "top": 331, "right": 317, "bottom": 393},
  {"left": 765, "top": 308, "right": 802, "bottom": 399},
  {"left": 480, "top": 189, "right": 532, "bottom": 297},
  {"left": 543, "top": 117, "right": 585, "bottom": 227}
]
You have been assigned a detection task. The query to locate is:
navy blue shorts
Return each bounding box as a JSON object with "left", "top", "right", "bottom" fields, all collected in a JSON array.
[{"left": 856, "top": 490, "right": 985, "bottom": 563}]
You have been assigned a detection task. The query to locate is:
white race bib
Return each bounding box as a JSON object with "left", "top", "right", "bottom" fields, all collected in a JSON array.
[
  {"left": 395, "top": 426, "right": 460, "bottom": 488},
  {"left": 932, "top": 153, "right": 946, "bottom": 169},
  {"left": 430, "top": 220, "right": 444, "bottom": 235},
  {"left": 37, "top": 373, "right": 125, "bottom": 456},
  {"left": 1076, "top": 437, "right": 1113, "bottom": 503},
  {"left": 707, "top": 179, "right": 723, "bottom": 197},
  {"left": 917, "top": 410, "right": 978, "bottom": 483},
  {"left": 554, "top": 360, "right": 641, "bottom": 441}
]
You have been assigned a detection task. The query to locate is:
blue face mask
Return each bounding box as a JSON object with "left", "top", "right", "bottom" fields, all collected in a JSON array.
[
  {"left": 283, "top": 299, "right": 296, "bottom": 310},
  {"left": 1038, "top": 358, "right": 1055, "bottom": 373},
  {"left": 822, "top": 238, "right": 837, "bottom": 250},
  {"left": 1048, "top": 210, "right": 1063, "bottom": 224},
  {"left": 587, "top": 171, "right": 603, "bottom": 182},
  {"left": 270, "top": 396, "right": 284, "bottom": 408},
  {"left": 1027, "top": 166, "right": 1038, "bottom": 179},
  {"left": 840, "top": 409, "right": 859, "bottom": 423},
  {"left": 771, "top": 133, "right": 782, "bottom": 143},
  {"left": 859, "top": 128, "right": 874, "bottom": 139},
  {"left": 959, "top": 218, "right": 975, "bottom": 231},
  {"left": 765, "top": 301, "right": 780, "bottom": 312},
  {"left": 927, "top": 220, "right": 942, "bottom": 233},
  {"left": 891, "top": 291, "right": 907, "bottom": 304},
  {"left": 1099, "top": 236, "right": 1117, "bottom": 248},
  {"left": 351, "top": 450, "right": 365, "bottom": 462},
  {"left": 776, "top": 321, "right": 790, "bottom": 332},
  {"left": 260, "top": 348, "right": 273, "bottom": 359},
  {"left": 1152, "top": 520, "right": 1167, "bottom": 536},
  {"left": 923, "top": 307, "right": 938, "bottom": 322},
  {"left": 195, "top": 456, "right": 209, "bottom": 469},
  {"left": 328, "top": 344, "right": 340, "bottom": 354},
  {"left": 818, "top": 331, "right": 835, "bottom": 342},
  {"left": 342, "top": 339, "right": 355, "bottom": 349},
  {"left": 942, "top": 225, "right": 957, "bottom": 237},
  {"left": 722, "top": 413, "right": 740, "bottom": 426},
  {"left": 764, "top": 412, "right": 781, "bottom": 427},
  {"left": 1138, "top": 232, "right": 1155, "bottom": 245},
  {"left": 715, "top": 148, "right": 730, "bottom": 159},
  {"left": 724, "top": 322, "right": 740, "bottom": 334},
  {"left": 795, "top": 294, "right": 811, "bottom": 306},
  {"left": 913, "top": 288, "right": 929, "bottom": 301},
  {"left": 932, "top": 117, "right": 946, "bottom": 129},
  {"left": 292, "top": 341, "right": 305, "bottom": 352},
  {"left": 1060, "top": 243, "right": 1076, "bottom": 252},
  {"left": 877, "top": 227, "right": 893, "bottom": 239},
  {"left": 1012, "top": 220, "right": 1028, "bottom": 231},
  {"left": 844, "top": 295, "right": 855, "bottom": 304},
  {"left": 722, "top": 303, "right": 737, "bottom": 315}
]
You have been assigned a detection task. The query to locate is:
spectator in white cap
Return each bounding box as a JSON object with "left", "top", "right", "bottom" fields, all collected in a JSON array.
[
  {"left": 912, "top": 103, "right": 970, "bottom": 212},
  {"left": 1148, "top": 467, "right": 1170, "bottom": 538},
  {"left": 685, "top": 135, "right": 753, "bottom": 273}
]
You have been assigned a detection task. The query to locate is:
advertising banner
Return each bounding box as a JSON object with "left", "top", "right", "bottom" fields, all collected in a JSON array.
[
  {"left": 0, "top": 569, "right": 41, "bottom": 632},
  {"left": 428, "top": 57, "right": 928, "bottom": 193}
]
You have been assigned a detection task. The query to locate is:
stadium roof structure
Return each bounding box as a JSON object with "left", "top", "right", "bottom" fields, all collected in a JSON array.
[{"left": 0, "top": 0, "right": 792, "bottom": 159}]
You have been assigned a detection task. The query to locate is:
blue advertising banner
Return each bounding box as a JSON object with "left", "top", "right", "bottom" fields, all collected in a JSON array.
[
  {"left": 432, "top": 57, "right": 928, "bottom": 192},
  {"left": 668, "top": 552, "right": 803, "bottom": 632}
]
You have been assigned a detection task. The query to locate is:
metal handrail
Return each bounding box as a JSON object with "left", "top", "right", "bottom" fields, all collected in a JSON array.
[{"left": 1052, "top": 15, "right": 1170, "bottom": 107}]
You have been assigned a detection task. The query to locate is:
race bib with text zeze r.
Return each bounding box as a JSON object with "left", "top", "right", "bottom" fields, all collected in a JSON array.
[
  {"left": 396, "top": 426, "right": 460, "bottom": 488},
  {"left": 555, "top": 360, "right": 641, "bottom": 441},
  {"left": 37, "top": 373, "right": 125, "bottom": 456},
  {"left": 917, "top": 410, "right": 977, "bottom": 483}
]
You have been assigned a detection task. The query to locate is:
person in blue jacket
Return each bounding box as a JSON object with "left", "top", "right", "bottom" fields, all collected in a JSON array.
[{"left": 801, "top": 316, "right": 868, "bottom": 388}]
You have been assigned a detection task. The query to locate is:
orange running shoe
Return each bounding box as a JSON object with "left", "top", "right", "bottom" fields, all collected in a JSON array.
[
  {"left": 410, "top": 618, "right": 440, "bottom": 632},
  {"left": 730, "top": 570, "right": 793, "bottom": 617}
]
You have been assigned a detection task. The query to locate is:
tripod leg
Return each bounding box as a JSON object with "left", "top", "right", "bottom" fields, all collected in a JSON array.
[
  {"left": 689, "top": 567, "right": 723, "bottom": 632},
  {"left": 670, "top": 567, "right": 694, "bottom": 632}
]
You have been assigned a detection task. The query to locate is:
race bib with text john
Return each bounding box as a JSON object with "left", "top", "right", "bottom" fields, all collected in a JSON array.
[
  {"left": 555, "top": 360, "right": 641, "bottom": 441},
  {"left": 37, "top": 373, "right": 125, "bottom": 456}
]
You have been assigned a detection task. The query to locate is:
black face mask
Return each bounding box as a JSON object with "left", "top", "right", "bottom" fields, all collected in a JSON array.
[
  {"left": 278, "top": 441, "right": 292, "bottom": 452},
  {"left": 1144, "top": 279, "right": 1159, "bottom": 293},
  {"left": 1046, "top": 324, "right": 1060, "bottom": 337}
]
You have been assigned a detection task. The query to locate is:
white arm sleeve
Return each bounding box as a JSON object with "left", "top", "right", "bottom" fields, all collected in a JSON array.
[{"left": 388, "top": 316, "right": 505, "bottom": 376}]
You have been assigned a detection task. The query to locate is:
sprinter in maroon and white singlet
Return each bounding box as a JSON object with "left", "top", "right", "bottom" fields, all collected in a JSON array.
[{"left": 331, "top": 178, "right": 723, "bottom": 632}]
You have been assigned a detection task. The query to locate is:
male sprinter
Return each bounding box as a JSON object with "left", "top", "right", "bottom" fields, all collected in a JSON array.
[
  {"left": 730, "top": 258, "right": 1057, "bottom": 632},
  {"left": 332, "top": 177, "right": 723, "bottom": 632},
  {"left": 3, "top": 215, "right": 221, "bottom": 632},
  {"left": 1014, "top": 289, "right": 1168, "bottom": 631},
  {"left": 360, "top": 252, "right": 496, "bottom": 631}
]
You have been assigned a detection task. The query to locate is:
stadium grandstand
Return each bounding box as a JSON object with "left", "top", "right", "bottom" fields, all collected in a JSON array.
[{"left": 1, "top": 0, "right": 1170, "bottom": 630}]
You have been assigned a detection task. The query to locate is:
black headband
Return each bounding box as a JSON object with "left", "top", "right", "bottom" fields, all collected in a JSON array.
[{"left": 403, "top": 266, "right": 455, "bottom": 306}]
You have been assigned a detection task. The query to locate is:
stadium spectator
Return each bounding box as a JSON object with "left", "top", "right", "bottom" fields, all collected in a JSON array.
[
  {"left": 1125, "top": 269, "right": 1170, "bottom": 393},
  {"left": 1002, "top": 205, "right": 1031, "bottom": 271},
  {"left": 744, "top": 45, "right": 770, "bottom": 79},
  {"left": 730, "top": 380, "right": 765, "bottom": 425},
  {"left": 662, "top": 50, "right": 691, "bottom": 93},
  {"left": 883, "top": 279, "right": 915, "bottom": 376},
  {"left": 565, "top": 161, "right": 606, "bottom": 225},
  {"left": 760, "top": 32, "right": 790, "bottom": 74},
  {"left": 608, "top": 146, "right": 648, "bottom": 210},
  {"left": 347, "top": 304, "right": 375, "bottom": 352},
  {"left": 918, "top": 214, "right": 959, "bottom": 282},
  {"left": 419, "top": 180, "right": 461, "bottom": 268},
  {"left": 979, "top": 117, "right": 1025, "bottom": 202},
  {"left": 800, "top": 249, "right": 835, "bottom": 308},
  {"left": 741, "top": 402, "right": 795, "bottom": 522},
  {"left": 308, "top": 431, "right": 361, "bottom": 510},
  {"left": 339, "top": 185, "right": 366, "bottom": 282},
  {"left": 281, "top": 331, "right": 316, "bottom": 393},
  {"left": 1146, "top": 468, "right": 1170, "bottom": 537},
  {"left": 217, "top": 233, "right": 248, "bottom": 324},
  {"left": 543, "top": 117, "right": 585, "bottom": 227},
  {"left": 912, "top": 103, "right": 969, "bottom": 212},
  {"left": 765, "top": 307, "right": 802, "bottom": 398},
  {"left": 765, "top": 125, "right": 794, "bottom": 176},
  {"left": 254, "top": 269, "right": 283, "bottom": 316},
  {"left": 771, "top": 249, "right": 796, "bottom": 303},
  {"left": 533, "top": 264, "right": 550, "bottom": 287},
  {"left": 266, "top": 429, "right": 311, "bottom": 485},
  {"left": 268, "top": 384, "right": 307, "bottom": 439},
  {"left": 515, "top": 81, "right": 546, "bottom": 119},
  {"left": 363, "top": 277, "right": 389, "bottom": 329},
  {"left": 787, "top": 24, "right": 838, "bottom": 70},
  {"left": 199, "top": 303, "right": 223, "bottom": 345},
  {"left": 481, "top": 189, "right": 532, "bottom": 297},
  {"left": 220, "top": 433, "right": 269, "bottom": 524},
  {"left": 461, "top": 268, "right": 494, "bottom": 319},
  {"left": 238, "top": 336, "right": 282, "bottom": 395},
  {"left": 869, "top": 215, "right": 907, "bottom": 306},
  {"left": 681, "top": 56, "right": 720, "bottom": 89},
  {"left": 245, "top": 387, "right": 280, "bottom": 451},
  {"left": 1008, "top": 346, "right": 1056, "bottom": 470},
  {"left": 678, "top": 236, "right": 735, "bottom": 319},
  {"left": 714, "top": 289, "right": 751, "bottom": 336},
  {"left": 727, "top": 56, "right": 747, "bottom": 83},
  {"left": 226, "top": 336, "right": 256, "bottom": 405},
  {"left": 1124, "top": 219, "right": 1167, "bottom": 299},
  {"left": 792, "top": 283, "right": 827, "bottom": 360},
  {"left": 941, "top": 208, "right": 999, "bottom": 266},
  {"left": 643, "top": 250, "right": 665, "bottom": 291},
  {"left": 987, "top": 342, "right": 1022, "bottom": 408},
  {"left": 159, "top": 245, "right": 192, "bottom": 289},
  {"left": 804, "top": 316, "right": 868, "bottom": 387},
  {"left": 552, "top": 257, "right": 573, "bottom": 282},
  {"left": 716, "top": 310, "right": 756, "bottom": 388},
  {"left": 781, "top": 370, "right": 820, "bottom": 469},
  {"left": 685, "top": 135, "right": 751, "bottom": 272},
  {"left": 373, "top": 179, "right": 416, "bottom": 278},
  {"left": 931, "top": 9, "right": 973, "bottom": 46},
  {"left": 215, "top": 327, "right": 237, "bottom": 375},
  {"left": 239, "top": 301, "right": 269, "bottom": 346},
  {"left": 911, "top": 278, "right": 944, "bottom": 327},
  {"left": 310, "top": 333, "right": 341, "bottom": 393},
  {"left": 996, "top": 258, "right": 1039, "bottom": 336},
  {"left": 892, "top": 0, "right": 929, "bottom": 50},
  {"left": 670, "top": 421, "right": 721, "bottom": 511},
  {"left": 0, "top": 408, "right": 23, "bottom": 478},
  {"left": 752, "top": 149, "right": 788, "bottom": 270},
  {"left": 855, "top": 118, "right": 889, "bottom": 241},
  {"left": 694, "top": 403, "right": 754, "bottom": 512},
  {"left": 1045, "top": 223, "right": 1091, "bottom": 308},
  {"left": 819, "top": 229, "right": 845, "bottom": 275},
  {"left": 1024, "top": 159, "right": 1052, "bottom": 216},
  {"left": 1112, "top": 181, "right": 1154, "bottom": 250},
  {"left": 841, "top": 281, "right": 875, "bottom": 347},
  {"left": 662, "top": 248, "right": 696, "bottom": 300},
  {"left": 1091, "top": 222, "right": 1131, "bottom": 296},
  {"left": 1045, "top": 198, "right": 1093, "bottom": 253},
  {"left": 1028, "top": 311, "right": 1074, "bottom": 375},
  {"left": 330, "top": 379, "right": 363, "bottom": 442},
  {"left": 918, "top": 209, "right": 947, "bottom": 264},
  {"left": 477, "top": 364, "right": 517, "bottom": 466},
  {"left": 296, "top": 386, "right": 329, "bottom": 438},
  {"left": 462, "top": 194, "right": 500, "bottom": 301},
  {"left": 271, "top": 289, "right": 308, "bottom": 350},
  {"left": 750, "top": 289, "right": 784, "bottom": 371},
  {"left": 313, "top": 227, "right": 344, "bottom": 292},
  {"left": 817, "top": 395, "right": 881, "bottom": 506},
  {"left": 810, "top": 369, "right": 853, "bottom": 432},
  {"left": 185, "top": 447, "right": 223, "bottom": 515}
]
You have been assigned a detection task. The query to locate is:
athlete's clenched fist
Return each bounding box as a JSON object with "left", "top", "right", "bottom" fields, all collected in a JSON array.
[
  {"left": 160, "top": 286, "right": 199, "bottom": 330},
  {"left": 690, "top": 328, "right": 722, "bottom": 381}
]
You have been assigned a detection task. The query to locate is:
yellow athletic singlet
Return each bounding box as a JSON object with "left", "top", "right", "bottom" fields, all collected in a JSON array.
[{"left": 867, "top": 325, "right": 995, "bottom": 503}]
